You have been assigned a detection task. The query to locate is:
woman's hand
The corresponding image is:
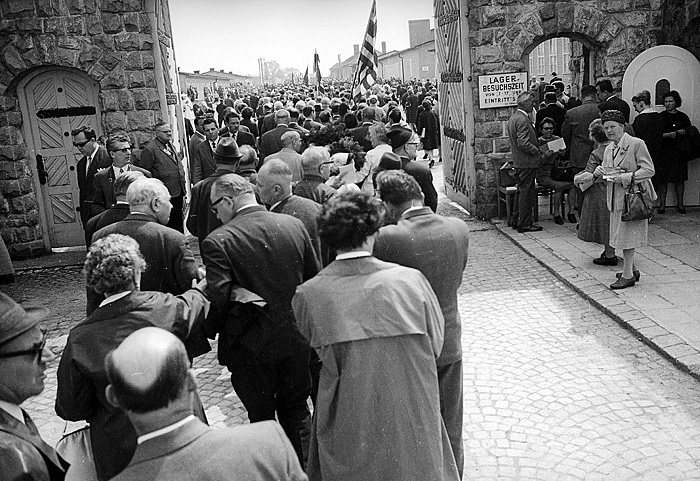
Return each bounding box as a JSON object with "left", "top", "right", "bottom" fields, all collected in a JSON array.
[{"left": 677, "top": 129, "right": 686, "bottom": 136}]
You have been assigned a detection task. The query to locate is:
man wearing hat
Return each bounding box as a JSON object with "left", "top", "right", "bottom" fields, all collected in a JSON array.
[
  {"left": 386, "top": 125, "right": 439, "bottom": 212},
  {"left": 187, "top": 137, "right": 243, "bottom": 248},
  {"left": 0, "top": 293, "right": 69, "bottom": 480}
]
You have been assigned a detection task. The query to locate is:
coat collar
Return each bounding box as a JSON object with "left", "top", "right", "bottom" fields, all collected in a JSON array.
[
  {"left": 83, "top": 291, "right": 153, "bottom": 325},
  {"left": 129, "top": 418, "right": 209, "bottom": 465},
  {"left": 401, "top": 206, "right": 433, "bottom": 220},
  {"left": 232, "top": 204, "right": 266, "bottom": 220},
  {"left": 123, "top": 212, "right": 158, "bottom": 223},
  {"left": 0, "top": 407, "right": 67, "bottom": 472}
]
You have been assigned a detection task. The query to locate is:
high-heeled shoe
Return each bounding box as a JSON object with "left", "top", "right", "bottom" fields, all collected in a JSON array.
[
  {"left": 428, "top": 160, "right": 435, "bottom": 168},
  {"left": 610, "top": 276, "right": 636, "bottom": 289},
  {"left": 616, "top": 270, "right": 641, "bottom": 282},
  {"left": 678, "top": 206, "right": 686, "bottom": 214}
]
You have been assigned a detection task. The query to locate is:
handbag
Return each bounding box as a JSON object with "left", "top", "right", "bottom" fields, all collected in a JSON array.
[
  {"left": 55, "top": 425, "right": 98, "bottom": 480},
  {"left": 499, "top": 161, "right": 517, "bottom": 187},
  {"left": 551, "top": 158, "right": 577, "bottom": 182},
  {"left": 677, "top": 125, "right": 700, "bottom": 161},
  {"left": 621, "top": 175, "right": 654, "bottom": 222}
]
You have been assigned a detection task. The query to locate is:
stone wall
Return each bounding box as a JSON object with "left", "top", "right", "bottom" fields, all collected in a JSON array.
[
  {"left": 467, "top": 0, "right": 663, "bottom": 218},
  {"left": 0, "top": 0, "right": 164, "bottom": 257},
  {"left": 663, "top": 0, "right": 700, "bottom": 61}
]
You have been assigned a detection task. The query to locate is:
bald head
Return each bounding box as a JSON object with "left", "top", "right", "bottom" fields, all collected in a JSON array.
[
  {"left": 281, "top": 130, "right": 300, "bottom": 148},
  {"left": 275, "top": 109, "right": 290, "bottom": 125},
  {"left": 105, "top": 327, "right": 190, "bottom": 413}
]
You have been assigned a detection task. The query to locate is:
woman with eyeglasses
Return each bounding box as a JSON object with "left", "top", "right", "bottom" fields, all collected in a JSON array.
[
  {"left": 536, "top": 117, "right": 577, "bottom": 224},
  {"left": 56, "top": 233, "right": 210, "bottom": 481}
]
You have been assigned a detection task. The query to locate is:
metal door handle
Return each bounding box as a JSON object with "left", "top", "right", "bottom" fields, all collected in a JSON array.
[{"left": 36, "top": 154, "right": 47, "bottom": 185}]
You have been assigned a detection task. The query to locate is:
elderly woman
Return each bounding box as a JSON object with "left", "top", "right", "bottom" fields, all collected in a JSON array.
[
  {"left": 56, "top": 234, "right": 209, "bottom": 481},
  {"left": 292, "top": 192, "right": 458, "bottom": 481},
  {"left": 575, "top": 119, "right": 615, "bottom": 264},
  {"left": 657, "top": 90, "right": 692, "bottom": 214},
  {"left": 593, "top": 110, "right": 656, "bottom": 289}
]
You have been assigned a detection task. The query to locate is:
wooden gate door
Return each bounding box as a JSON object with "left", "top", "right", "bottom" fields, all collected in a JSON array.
[
  {"left": 434, "top": 0, "right": 476, "bottom": 212},
  {"left": 18, "top": 68, "right": 102, "bottom": 247}
]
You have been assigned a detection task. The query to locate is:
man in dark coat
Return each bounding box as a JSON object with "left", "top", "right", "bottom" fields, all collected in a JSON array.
[
  {"left": 219, "top": 111, "right": 256, "bottom": 148},
  {"left": 351, "top": 108, "right": 377, "bottom": 152},
  {"left": 91, "top": 133, "right": 151, "bottom": 217},
  {"left": 373, "top": 171, "right": 470, "bottom": 478},
  {"left": 201, "top": 174, "right": 321, "bottom": 465},
  {"left": 87, "top": 178, "right": 200, "bottom": 315},
  {"left": 562, "top": 85, "right": 601, "bottom": 170},
  {"left": 535, "top": 92, "right": 567, "bottom": 137},
  {"left": 596, "top": 79, "right": 631, "bottom": 124},
  {"left": 138, "top": 122, "right": 187, "bottom": 232},
  {"left": 0, "top": 293, "right": 69, "bottom": 481},
  {"left": 73, "top": 126, "right": 112, "bottom": 226},
  {"left": 85, "top": 170, "right": 146, "bottom": 246},
  {"left": 187, "top": 138, "right": 242, "bottom": 248},
  {"left": 293, "top": 147, "right": 337, "bottom": 204},
  {"left": 387, "top": 125, "right": 439, "bottom": 212},
  {"left": 191, "top": 117, "right": 219, "bottom": 185},
  {"left": 259, "top": 109, "right": 294, "bottom": 162}
]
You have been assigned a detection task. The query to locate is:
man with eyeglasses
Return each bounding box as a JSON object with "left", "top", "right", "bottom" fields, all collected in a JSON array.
[
  {"left": 91, "top": 134, "right": 151, "bottom": 219},
  {"left": 138, "top": 121, "right": 187, "bottom": 232},
  {"left": 292, "top": 147, "right": 337, "bottom": 205},
  {"left": 386, "top": 125, "right": 439, "bottom": 212},
  {"left": 0, "top": 293, "right": 69, "bottom": 480},
  {"left": 72, "top": 126, "right": 112, "bottom": 227}
]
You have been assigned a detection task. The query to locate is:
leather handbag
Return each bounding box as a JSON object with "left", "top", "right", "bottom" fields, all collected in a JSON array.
[{"left": 621, "top": 175, "right": 654, "bottom": 222}]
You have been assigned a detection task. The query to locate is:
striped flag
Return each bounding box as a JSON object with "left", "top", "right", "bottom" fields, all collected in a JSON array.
[
  {"left": 352, "top": 0, "right": 378, "bottom": 99},
  {"left": 313, "top": 50, "right": 322, "bottom": 86}
]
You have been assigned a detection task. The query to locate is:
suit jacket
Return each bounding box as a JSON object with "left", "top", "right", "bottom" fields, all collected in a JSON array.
[
  {"left": 260, "top": 125, "right": 294, "bottom": 161},
  {"left": 271, "top": 195, "right": 322, "bottom": 265},
  {"left": 602, "top": 132, "right": 656, "bottom": 211},
  {"left": 265, "top": 148, "right": 304, "bottom": 182},
  {"left": 293, "top": 174, "right": 336, "bottom": 204},
  {"left": 191, "top": 139, "right": 217, "bottom": 185},
  {"left": 187, "top": 169, "right": 231, "bottom": 247},
  {"left": 111, "top": 419, "right": 306, "bottom": 481},
  {"left": 84, "top": 202, "right": 130, "bottom": 246},
  {"left": 201, "top": 205, "right": 321, "bottom": 363},
  {"left": 401, "top": 158, "right": 439, "bottom": 213},
  {"left": 373, "top": 207, "right": 469, "bottom": 366},
  {"left": 599, "top": 95, "right": 631, "bottom": 124},
  {"left": 138, "top": 138, "right": 186, "bottom": 198},
  {"left": 77, "top": 145, "right": 112, "bottom": 224},
  {"left": 507, "top": 109, "right": 541, "bottom": 169},
  {"left": 91, "top": 164, "right": 151, "bottom": 216},
  {"left": 56, "top": 290, "right": 209, "bottom": 481},
  {"left": 561, "top": 100, "right": 600, "bottom": 169},
  {"left": 259, "top": 113, "right": 277, "bottom": 137},
  {"left": 220, "top": 129, "right": 256, "bottom": 149},
  {"left": 0, "top": 407, "right": 69, "bottom": 481},
  {"left": 240, "top": 118, "right": 259, "bottom": 138},
  {"left": 188, "top": 131, "right": 206, "bottom": 164},
  {"left": 87, "top": 212, "right": 200, "bottom": 315}
]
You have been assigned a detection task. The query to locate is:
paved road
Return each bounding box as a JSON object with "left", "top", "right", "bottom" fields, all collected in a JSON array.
[{"left": 5, "top": 205, "right": 700, "bottom": 480}]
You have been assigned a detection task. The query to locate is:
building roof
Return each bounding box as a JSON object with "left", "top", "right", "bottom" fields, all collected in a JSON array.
[{"left": 378, "top": 39, "right": 434, "bottom": 60}]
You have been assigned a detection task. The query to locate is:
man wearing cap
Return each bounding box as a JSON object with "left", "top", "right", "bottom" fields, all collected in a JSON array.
[
  {"left": 387, "top": 125, "right": 439, "bottom": 212},
  {"left": 191, "top": 118, "right": 220, "bottom": 185},
  {"left": 187, "top": 138, "right": 242, "bottom": 248},
  {"left": 0, "top": 293, "right": 69, "bottom": 480},
  {"left": 90, "top": 133, "right": 151, "bottom": 219},
  {"left": 260, "top": 109, "right": 294, "bottom": 162}
]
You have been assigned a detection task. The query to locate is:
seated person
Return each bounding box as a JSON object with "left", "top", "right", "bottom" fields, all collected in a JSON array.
[{"left": 536, "top": 117, "right": 577, "bottom": 225}]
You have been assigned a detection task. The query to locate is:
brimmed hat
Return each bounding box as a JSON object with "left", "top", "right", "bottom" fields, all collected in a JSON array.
[
  {"left": 214, "top": 137, "right": 242, "bottom": 162},
  {"left": 377, "top": 152, "right": 402, "bottom": 171},
  {"left": 386, "top": 126, "right": 414, "bottom": 150},
  {"left": 0, "top": 293, "right": 48, "bottom": 346},
  {"left": 601, "top": 109, "right": 626, "bottom": 125}
]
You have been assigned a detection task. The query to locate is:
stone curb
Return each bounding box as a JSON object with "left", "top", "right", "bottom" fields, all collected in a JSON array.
[{"left": 493, "top": 220, "right": 700, "bottom": 382}]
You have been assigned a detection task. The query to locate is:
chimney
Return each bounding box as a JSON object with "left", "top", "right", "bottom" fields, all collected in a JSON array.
[
  {"left": 209, "top": 67, "right": 215, "bottom": 71},
  {"left": 381, "top": 41, "right": 386, "bottom": 54},
  {"left": 220, "top": 69, "right": 224, "bottom": 73},
  {"left": 354, "top": 44, "right": 359, "bottom": 55},
  {"left": 193, "top": 70, "right": 200, "bottom": 74}
]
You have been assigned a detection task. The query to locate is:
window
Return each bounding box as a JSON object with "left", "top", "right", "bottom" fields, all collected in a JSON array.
[
  {"left": 655, "top": 79, "right": 670, "bottom": 106},
  {"left": 562, "top": 40, "right": 570, "bottom": 71},
  {"left": 549, "top": 39, "right": 558, "bottom": 73},
  {"left": 537, "top": 43, "right": 545, "bottom": 75}
]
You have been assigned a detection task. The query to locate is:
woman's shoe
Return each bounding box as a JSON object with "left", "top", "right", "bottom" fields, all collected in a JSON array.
[
  {"left": 423, "top": 152, "right": 428, "bottom": 159},
  {"left": 568, "top": 213, "right": 577, "bottom": 224},
  {"left": 593, "top": 254, "right": 618, "bottom": 266},
  {"left": 554, "top": 215, "right": 564, "bottom": 225},
  {"left": 616, "top": 270, "right": 641, "bottom": 282},
  {"left": 611, "top": 276, "right": 636, "bottom": 289},
  {"left": 678, "top": 206, "right": 687, "bottom": 214}
]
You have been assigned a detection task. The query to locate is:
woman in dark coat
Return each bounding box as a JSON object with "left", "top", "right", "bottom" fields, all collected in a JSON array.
[
  {"left": 56, "top": 233, "right": 209, "bottom": 481},
  {"left": 657, "top": 90, "right": 692, "bottom": 214},
  {"left": 416, "top": 99, "right": 440, "bottom": 167}
]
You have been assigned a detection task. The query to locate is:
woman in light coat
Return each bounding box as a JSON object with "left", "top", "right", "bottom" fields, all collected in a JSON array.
[{"left": 593, "top": 110, "right": 656, "bottom": 290}]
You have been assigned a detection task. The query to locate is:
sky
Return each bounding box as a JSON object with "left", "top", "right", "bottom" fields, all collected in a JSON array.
[{"left": 168, "top": 0, "right": 434, "bottom": 78}]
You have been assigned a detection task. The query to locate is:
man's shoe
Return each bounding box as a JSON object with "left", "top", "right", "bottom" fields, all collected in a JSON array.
[
  {"left": 610, "top": 276, "right": 636, "bottom": 289},
  {"left": 518, "top": 224, "right": 543, "bottom": 233},
  {"left": 678, "top": 206, "right": 687, "bottom": 214},
  {"left": 568, "top": 213, "right": 577, "bottom": 223},
  {"left": 554, "top": 215, "right": 564, "bottom": 225},
  {"left": 616, "top": 270, "right": 641, "bottom": 282},
  {"left": 593, "top": 255, "right": 619, "bottom": 266}
]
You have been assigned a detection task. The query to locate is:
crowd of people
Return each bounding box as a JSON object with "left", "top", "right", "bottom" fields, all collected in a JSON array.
[
  {"left": 509, "top": 78, "right": 695, "bottom": 290},
  {"left": 1, "top": 78, "right": 472, "bottom": 480}
]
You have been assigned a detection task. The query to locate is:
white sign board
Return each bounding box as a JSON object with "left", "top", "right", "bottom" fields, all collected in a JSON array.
[{"left": 478, "top": 72, "right": 528, "bottom": 109}]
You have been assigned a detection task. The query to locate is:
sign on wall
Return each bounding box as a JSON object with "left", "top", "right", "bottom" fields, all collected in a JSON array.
[{"left": 478, "top": 72, "right": 528, "bottom": 109}]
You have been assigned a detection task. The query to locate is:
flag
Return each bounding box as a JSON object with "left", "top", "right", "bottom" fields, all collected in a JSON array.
[
  {"left": 352, "top": 0, "right": 378, "bottom": 100},
  {"left": 303, "top": 66, "right": 309, "bottom": 86},
  {"left": 314, "top": 50, "right": 322, "bottom": 86}
]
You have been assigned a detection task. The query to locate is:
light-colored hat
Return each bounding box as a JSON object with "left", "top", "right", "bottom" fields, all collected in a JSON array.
[{"left": 0, "top": 293, "right": 48, "bottom": 346}]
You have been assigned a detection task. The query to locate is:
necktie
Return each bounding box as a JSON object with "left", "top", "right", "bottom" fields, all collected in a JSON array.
[
  {"left": 211, "top": 141, "right": 216, "bottom": 152},
  {"left": 119, "top": 167, "right": 124, "bottom": 175}
]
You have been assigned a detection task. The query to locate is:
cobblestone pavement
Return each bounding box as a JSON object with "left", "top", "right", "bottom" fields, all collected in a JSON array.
[{"left": 3, "top": 202, "right": 700, "bottom": 480}]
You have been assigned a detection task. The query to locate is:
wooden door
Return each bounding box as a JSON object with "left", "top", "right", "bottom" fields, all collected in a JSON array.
[
  {"left": 623, "top": 46, "right": 700, "bottom": 206},
  {"left": 19, "top": 68, "right": 102, "bottom": 247}
]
